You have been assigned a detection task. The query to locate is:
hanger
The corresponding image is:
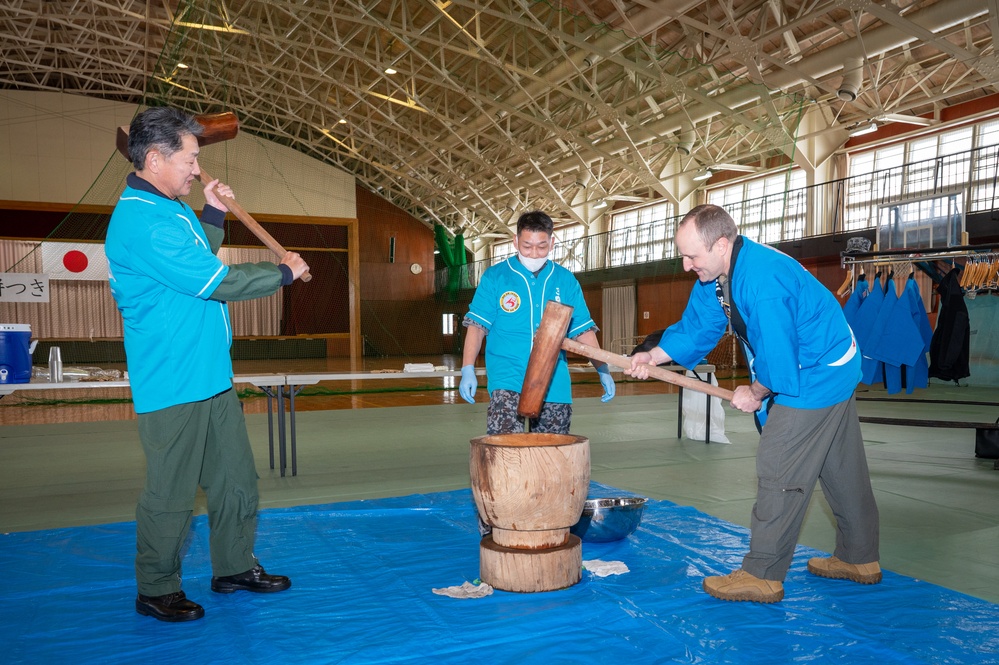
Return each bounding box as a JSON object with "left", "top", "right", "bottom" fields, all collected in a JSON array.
[
  {"left": 967, "top": 255, "right": 985, "bottom": 291},
  {"left": 960, "top": 257, "right": 973, "bottom": 289},
  {"left": 836, "top": 266, "right": 854, "bottom": 297},
  {"left": 988, "top": 255, "right": 999, "bottom": 290}
]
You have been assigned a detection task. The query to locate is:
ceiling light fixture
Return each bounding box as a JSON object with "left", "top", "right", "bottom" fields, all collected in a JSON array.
[
  {"left": 876, "top": 113, "right": 935, "bottom": 127},
  {"left": 848, "top": 123, "right": 878, "bottom": 137},
  {"left": 338, "top": 118, "right": 348, "bottom": 124},
  {"left": 712, "top": 163, "right": 759, "bottom": 173},
  {"left": 593, "top": 200, "right": 608, "bottom": 209},
  {"left": 172, "top": 21, "right": 250, "bottom": 35},
  {"left": 384, "top": 67, "right": 397, "bottom": 75},
  {"left": 692, "top": 169, "right": 713, "bottom": 181}
]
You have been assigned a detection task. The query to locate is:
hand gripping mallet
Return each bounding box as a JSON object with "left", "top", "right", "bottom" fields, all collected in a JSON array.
[
  {"left": 115, "top": 111, "right": 311, "bottom": 282},
  {"left": 518, "top": 301, "right": 735, "bottom": 418}
]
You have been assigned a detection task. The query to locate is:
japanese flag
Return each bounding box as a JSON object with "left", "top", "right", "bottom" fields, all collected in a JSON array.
[{"left": 41, "top": 242, "right": 109, "bottom": 281}]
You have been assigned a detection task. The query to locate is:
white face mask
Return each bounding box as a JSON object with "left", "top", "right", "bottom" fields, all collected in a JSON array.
[{"left": 518, "top": 253, "right": 548, "bottom": 272}]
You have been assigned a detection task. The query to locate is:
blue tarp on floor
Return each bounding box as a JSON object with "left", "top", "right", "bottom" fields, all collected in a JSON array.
[{"left": 2, "top": 484, "right": 997, "bottom": 664}]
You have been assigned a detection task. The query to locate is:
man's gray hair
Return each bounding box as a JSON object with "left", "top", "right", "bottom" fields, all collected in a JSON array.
[{"left": 127, "top": 107, "right": 203, "bottom": 170}]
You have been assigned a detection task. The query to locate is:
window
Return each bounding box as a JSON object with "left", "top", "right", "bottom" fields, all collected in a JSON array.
[
  {"left": 608, "top": 201, "right": 676, "bottom": 267},
  {"left": 707, "top": 170, "right": 807, "bottom": 242},
  {"left": 904, "top": 127, "right": 972, "bottom": 197},
  {"left": 552, "top": 224, "right": 585, "bottom": 272},
  {"left": 491, "top": 240, "right": 514, "bottom": 265},
  {"left": 970, "top": 120, "right": 999, "bottom": 212},
  {"left": 848, "top": 119, "right": 999, "bottom": 230}
]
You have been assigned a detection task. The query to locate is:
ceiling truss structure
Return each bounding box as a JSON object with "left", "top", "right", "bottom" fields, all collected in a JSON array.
[{"left": 1, "top": 0, "right": 996, "bottom": 241}]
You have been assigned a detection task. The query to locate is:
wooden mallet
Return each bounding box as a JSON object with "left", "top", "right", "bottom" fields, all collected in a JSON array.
[
  {"left": 115, "top": 111, "right": 310, "bottom": 282},
  {"left": 518, "top": 301, "right": 735, "bottom": 418}
]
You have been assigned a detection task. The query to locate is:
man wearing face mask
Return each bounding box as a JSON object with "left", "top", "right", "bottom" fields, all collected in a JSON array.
[{"left": 460, "top": 210, "right": 614, "bottom": 435}]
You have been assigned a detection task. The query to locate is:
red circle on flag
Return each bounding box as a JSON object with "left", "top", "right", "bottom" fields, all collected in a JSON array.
[{"left": 63, "top": 250, "right": 89, "bottom": 273}]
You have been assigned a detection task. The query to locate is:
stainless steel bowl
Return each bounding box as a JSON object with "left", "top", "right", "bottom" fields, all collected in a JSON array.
[{"left": 570, "top": 497, "right": 648, "bottom": 542}]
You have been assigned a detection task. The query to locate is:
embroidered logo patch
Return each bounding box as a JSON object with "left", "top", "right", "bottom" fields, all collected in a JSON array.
[{"left": 500, "top": 291, "right": 521, "bottom": 312}]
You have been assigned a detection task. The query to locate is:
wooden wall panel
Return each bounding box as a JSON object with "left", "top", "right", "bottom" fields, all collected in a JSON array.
[
  {"left": 361, "top": 295, "right": 473, "bottom": 357},
  {"left": 636, "top": 273, "right": 698, "bottom": 337},
  {"left": 356, "top": 186, "right": 435, "bottom": 301}
]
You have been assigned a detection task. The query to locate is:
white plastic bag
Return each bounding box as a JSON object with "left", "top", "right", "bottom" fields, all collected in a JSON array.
[{"left": 681, "top": 370, "right": 730, "bottom": 443}]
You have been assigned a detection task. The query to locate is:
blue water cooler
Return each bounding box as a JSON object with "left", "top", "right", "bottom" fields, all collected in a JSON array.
[{"left": 0, "top": 323, "right": 34, "bottom": 384}]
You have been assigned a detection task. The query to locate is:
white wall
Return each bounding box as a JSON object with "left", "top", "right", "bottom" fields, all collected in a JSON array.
[{"left": 0, "top": 90, "right": 356, "bottom": 219}]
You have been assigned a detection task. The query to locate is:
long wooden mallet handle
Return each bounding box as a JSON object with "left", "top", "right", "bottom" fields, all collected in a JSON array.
[
  {"left": 518, "top": 301, "right": 734, "bottom": 418},
  {"left": 194, "top": 164, "right": 310, "bottom": 282},
  {"left": 115, "top": 112, "right": 310, "bottom": 282},
  {"left": 560, "top": 337, "right": 735, "bottom": 401}
]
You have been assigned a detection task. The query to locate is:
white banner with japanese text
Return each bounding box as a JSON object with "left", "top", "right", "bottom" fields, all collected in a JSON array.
[{"left": 0, "top": 273, "right": 50, "bottom": 302}]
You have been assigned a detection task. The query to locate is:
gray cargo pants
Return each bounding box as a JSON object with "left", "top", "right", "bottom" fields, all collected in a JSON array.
[{"left": 742, "top": 396, "right": 880, "bottom": 581}]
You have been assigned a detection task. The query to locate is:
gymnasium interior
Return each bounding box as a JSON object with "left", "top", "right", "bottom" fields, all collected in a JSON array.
[{"left": 2, "top": 1, "right": 999, "bottom": 663}]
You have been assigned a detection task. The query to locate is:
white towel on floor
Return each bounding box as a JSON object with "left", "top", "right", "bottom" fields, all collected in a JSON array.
[
  {"left": 432, "top": 581, "right": 494, "bottom": 598},
  {"left": 583, "top": 559, "right": 630, "bottom": 577}
]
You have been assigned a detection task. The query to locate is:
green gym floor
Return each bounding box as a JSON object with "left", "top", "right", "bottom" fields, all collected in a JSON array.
[{"left": 1, "top": 372, "right": 996, "bottom": 604}]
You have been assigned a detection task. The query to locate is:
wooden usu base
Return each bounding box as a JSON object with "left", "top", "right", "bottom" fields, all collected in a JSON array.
[
  {"left": 470, "top": 432, "right": 590, "bottom": 593},
  {"left": 479, "top": 533, "right": 583, "bottom": 593}
]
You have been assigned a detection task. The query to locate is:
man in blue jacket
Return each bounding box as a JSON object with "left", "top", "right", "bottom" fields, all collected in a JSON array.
[
  {"left": 628, "top": 204, "right": 880, "bottom": 603},
  {"left": 107, "top": 106, "right": 309, "bottom": 622}
]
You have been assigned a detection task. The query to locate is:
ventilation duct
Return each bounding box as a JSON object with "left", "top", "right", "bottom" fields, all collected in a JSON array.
[
  {"left": 676, "top": 125, "right": 695, "bottom": 155},
  {"left": 838, "top": 57, "right": 864, "bottom": 102}
]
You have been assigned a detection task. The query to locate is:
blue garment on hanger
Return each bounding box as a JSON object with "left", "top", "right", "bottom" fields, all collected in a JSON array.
[
  {"left": 871, "top": 280, "right": 925, "bottom": 367},
  {"left": 903, "top": 277, "right": 932, "bottom": 393},
  {"left": 867, "top": 282, "right": 904, "bottom": 394},
  {"left": 843, "top": 275, "right": 868, "bottom": 324},
  {"left": 854, "top": 274, "right": 885, "bottom": 386}
]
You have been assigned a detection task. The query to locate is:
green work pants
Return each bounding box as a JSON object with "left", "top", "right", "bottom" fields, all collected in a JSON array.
[{"left": 135, "top": 386, "right": 259, "bottom": 596}]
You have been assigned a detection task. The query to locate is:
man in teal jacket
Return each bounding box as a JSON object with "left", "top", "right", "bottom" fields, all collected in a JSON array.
[
  {"left": 628, "top": 204, "right": 880, "bottom": 603},
  {"left": 460, "top": 210, "right": 614, "bottom": 434},
  {"left": 107, "top": 106, "right": 309, "bottom": 622}
]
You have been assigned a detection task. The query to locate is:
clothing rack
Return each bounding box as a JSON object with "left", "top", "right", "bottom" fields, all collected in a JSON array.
[
  {"left": 841, "top": 244, "right": 999, "bottom": 293},
  {"left": 840, "top": 243, "right": 999, "bottom": 268}
]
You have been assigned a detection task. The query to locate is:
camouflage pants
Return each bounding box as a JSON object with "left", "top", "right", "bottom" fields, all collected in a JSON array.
[{"left": 486, "top": 389, "right": 572, "bottom": 435}]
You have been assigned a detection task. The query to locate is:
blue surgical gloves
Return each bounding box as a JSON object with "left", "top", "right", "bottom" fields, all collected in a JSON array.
[
  {"left": 459, "top": 364, "right": 478, "bottom": 404},
  {"left": 461, "top": 363, "right": 613, "bottom": 404},
  {"left": 597, "top": 364, "right": 616, "bottom": 402}
]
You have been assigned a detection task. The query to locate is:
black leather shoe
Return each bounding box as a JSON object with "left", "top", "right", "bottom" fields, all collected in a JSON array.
[
  {"left": 211, "top": 564, "right": 291, "bottom": 594},
  {"left": 135, "top": 591, "right": 205, "bottom": 622}
]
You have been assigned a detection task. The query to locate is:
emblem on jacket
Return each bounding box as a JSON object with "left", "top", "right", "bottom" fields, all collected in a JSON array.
[{"left": 500, "top": 291, "right": 521, "bottom": 312}]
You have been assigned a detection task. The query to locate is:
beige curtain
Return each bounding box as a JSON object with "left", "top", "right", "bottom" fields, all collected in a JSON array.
[
  {"left": 0, "top": 241, "right": 121, "bottom": 338},
  {"left": 218, "top": 247, "right": 283, "bottom": 337},
  {"left": 1, "top": 240, "right": 282, "bottom": 339},
  {"left": 601, "top": 283, "right": 637, "bottom": 355}
]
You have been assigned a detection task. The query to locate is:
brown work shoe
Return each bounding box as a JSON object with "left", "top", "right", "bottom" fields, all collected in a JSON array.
[
  {"left": 807, "top": 556, "right": 882, "bottom": 584},
  {"left": 702, "top": 569, "right": 784, "bottom": 603}
]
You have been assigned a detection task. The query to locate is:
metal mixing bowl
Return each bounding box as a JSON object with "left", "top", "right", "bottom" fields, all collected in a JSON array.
[{"left": 570, "top": 497, "right": 648, "bottom": 542}]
